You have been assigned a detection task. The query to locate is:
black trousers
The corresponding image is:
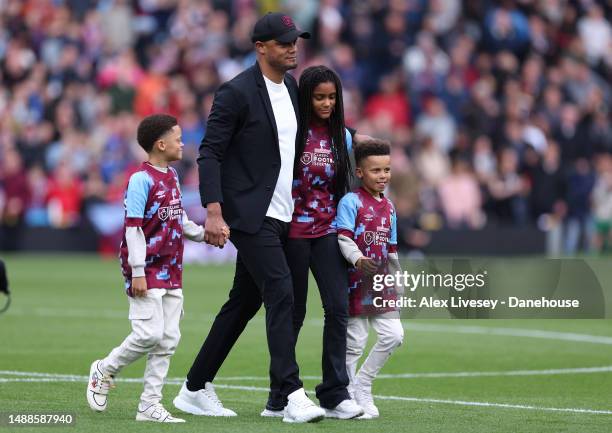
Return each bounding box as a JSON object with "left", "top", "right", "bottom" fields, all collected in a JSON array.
[
  {"left": 186, "top": 217, "right": 303, "bottom": 398},
  {"left": 267, "top": 234, "right": 350, "bottom": 410}
]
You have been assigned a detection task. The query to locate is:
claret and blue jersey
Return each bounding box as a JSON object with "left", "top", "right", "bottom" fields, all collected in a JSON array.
[
  {"left": 119, "top": 162, "right": 185, "bottom": 296},
  {"left": 288, "top": 125, "right": 353, "bottom": 238},
  {"left": 336, "top": 187, "right": 398, "bottom": 316}
]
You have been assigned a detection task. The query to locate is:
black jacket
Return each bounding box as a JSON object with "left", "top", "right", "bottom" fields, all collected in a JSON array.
[{"left": 198, "top": 62, "right": 299, "bottom": 234}]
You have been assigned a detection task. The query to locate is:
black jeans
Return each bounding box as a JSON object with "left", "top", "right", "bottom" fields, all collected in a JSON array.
[
  {"left": 186, "top": 217, "right": 303, "bottom": 399},
  {"left": 267, "top": 234, "right": 350, "bottom": 409}
]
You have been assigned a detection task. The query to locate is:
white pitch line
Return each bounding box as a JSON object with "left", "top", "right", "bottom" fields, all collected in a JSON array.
[
  {"left": 2, "top": 366, "right": 612, "bottom": 381},
  {"left": 189, "top": 366, "right": 612, "bottom": 380},
  {"left": 0, "top": 372, "right": 610, "bottom": 416},
  {"left": 376, "top": 366, "right": 612, "bottom": 379},
  {"left": 372, "top": 395, "right": 612, "bottom": 415},
  {"left": 0, "top": 371, "right": 89, "bottom": 379},
  {"left": 403, "top": 323, "right": 612, "bottom": 345},
  {"left": 8, "top": 307, "right": 612, "bottom": 345}
]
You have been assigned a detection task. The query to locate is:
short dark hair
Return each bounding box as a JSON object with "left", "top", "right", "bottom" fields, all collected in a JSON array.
[
  {"left": 137, "top": 114, "right": 178, "bottom": 153},
  {"left": 354, "top": 139, "right": 391, "bottom": 165}
]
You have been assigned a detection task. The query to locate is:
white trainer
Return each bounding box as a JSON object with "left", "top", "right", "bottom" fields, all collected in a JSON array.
[
  {"left": 260, "top": 408, "right": 284, "bottom": 418},
  {"left": 324, "top": 399, "right": 364, "bottom": 419},
  {"left": 282, "top": 388, "right": 325, "bottom": 424},
  {"left": 86, "top": 360, "right": 114, "bottom": 412},
  {"left": 353, "top": 381, "right": 379, "bottom": 418},
  {"left": 173, "top": 381, "right": 237, "bottom": 416},
  {"left": 136, "top": 403, "right": 185, "bottom": 423}
]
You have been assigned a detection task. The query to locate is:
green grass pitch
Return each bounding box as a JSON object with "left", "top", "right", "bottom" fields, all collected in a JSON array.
[{"left": 0, "top": 254, "right": 611, "bottom": 432}]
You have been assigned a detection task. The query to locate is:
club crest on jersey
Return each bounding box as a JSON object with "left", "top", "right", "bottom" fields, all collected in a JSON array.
[
  {"left": 158, "top": 207, "right": 169, "bottom": 221},
  {"left": 364, "top": 231, "right": 375, "bottom": 245},
  {"left": 301, "top": 152, "right": 313, "bottom": 165}
]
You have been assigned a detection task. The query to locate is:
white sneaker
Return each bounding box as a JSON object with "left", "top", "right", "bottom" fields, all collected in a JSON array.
[
  {"left": 353, "top": 381, "right": 379, "bottom": 418},
  {"left": 324, "top": 399, "right": 364, "bottom": 419},
  {"left": 260, "top": 408, "right": 284, "bottom": 418},
  {"left": 136, "top": 403, "right": 185, "bottom": 423},
  {"left": 173, "top": 381, "right": 237, "bottom": 416},
  {"left": 282, "top": 388, "right": 325, "bottom": 424},
  {"left": 86, "top": 360, "right": 114, "bottom": 412}
]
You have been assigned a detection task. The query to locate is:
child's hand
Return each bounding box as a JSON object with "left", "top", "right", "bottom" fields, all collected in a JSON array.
[
  {"left": 132, "top": 277, "right": 147, "bottom": 297},
  {"left": 356, "top": 257, "right": 378, "bottom": 276},
  {"left": 221, "top": 225, "right": 230, "bottom": 240}
]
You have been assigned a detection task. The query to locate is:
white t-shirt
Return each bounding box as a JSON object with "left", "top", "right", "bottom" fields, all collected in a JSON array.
[{"left": 263, "top": 75, "right": 297, "bottom": 222}]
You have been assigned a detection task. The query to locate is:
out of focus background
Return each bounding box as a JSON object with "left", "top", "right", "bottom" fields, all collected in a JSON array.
[
  {"left": 0, "top": 0, "right": 611, "bottom": 258},
  {"left": 2, "top": 3, "right": 612, "bottom": 429}
]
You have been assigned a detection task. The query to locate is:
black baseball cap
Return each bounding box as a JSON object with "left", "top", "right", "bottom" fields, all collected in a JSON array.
[{"left": 251, "top": 12, "right": 311, "bottom": 43}]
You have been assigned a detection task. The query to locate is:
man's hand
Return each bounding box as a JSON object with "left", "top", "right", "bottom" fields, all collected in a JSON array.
[
  {"left": 221, "top": 225, "right": 230, "bottom": 239},
  {"left": 205, "top": 203, "right": 230, "bottom": 248},
  {"left": 132, "top": 276, "right": 147, "bottom": 297},
  {"left": 356, "top": 256, "right": 378, "bottom": 276}
]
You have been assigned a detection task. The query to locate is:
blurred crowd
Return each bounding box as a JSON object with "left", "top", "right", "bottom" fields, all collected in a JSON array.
[{"left": 0, "top": 0, "right": 611, "bottom": 256}]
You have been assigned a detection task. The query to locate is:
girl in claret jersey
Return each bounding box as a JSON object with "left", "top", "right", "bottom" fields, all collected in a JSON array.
[{"left": 264, "top": 65, "right": 365, "bottom": 419}]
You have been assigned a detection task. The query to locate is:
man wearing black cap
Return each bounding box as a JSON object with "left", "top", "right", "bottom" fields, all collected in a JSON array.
[{"left": 172, "top": 13, "right": 326, "bottom": 423}]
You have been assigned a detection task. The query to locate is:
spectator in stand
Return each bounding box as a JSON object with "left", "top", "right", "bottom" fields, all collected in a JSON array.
[
  {"left": 461, "top": 78, "right": 500, "bottom": 139},
  {"left": 577, "top": 5, "right": 611, "bottom": 66},
  {"left": 527, "top": 13, "right": 553, "bottom": 58},
  {"left": 487, "top": 147, "right": 529, "bottom": 226},
  {"left": 591, "top": 153, "right": 612, "bottom": 253},
  {"left": 499, "top": 119, "right": 528, "bottom": 159},
  {"left": 588, "top": 108, "right": 612, "bottom": 155},
  {"left": 528, "top": 142, "right": 567, "bottom": 255},
  {"left": 483, "top": 6, "right": 530, "bottom": 56},
  {"left": 564, "top": 158, "right": 596, "bottom": 254},
  {"left": 374, "top": 7, "right": 411, "bottom": 75},
  {"left": 25, "top": 165, "right": 50, "bottom": 227},
  {"left": 46, "top": 163, "right": 83, "bottom": 229},
  {"left": 310, "top": 0, "right": 344, "bottom": 51},
  {"left": 562, "top": 59, "right": 610, "bottom": 109},
  {"left": 553, "top": 103, "right": 589, "bottom": 167},
  {"left": 426, "top": 0, "right": 461, "bottom": 37},
  {"left": 414, "top": 135, "right": 450, "bottom": 188},
  {"left": 472, "top": 134, "right": 497, "bottom": 184},
  {"left": 0, "top": 149, "right": 31, "bottom": 250},
  {"left": 415, "top": 96, "right": 456, "bottom": 153},
  {"left": 0, "top": 0, "right": 610, "bottom": 257},
  {"left": 441, "top": 36, "right": 476, "bottom": 121},
  {"left": 521, "top": 55, "right": 545, "bottom": 97},
  {"left": 403, "top": 31, "right": 450, "bottom": 108},
  {"left": 392, "top": 194, "right": 431, "bottom": 255},
  {"left": 363, "top": 71, "right": 411, "bottom": 129},
  {"left": 437, "top": 156, "right": 484, "bottom": 229},
  {"left": 538, "top": 84, "right": 564, "bottom": 130},
  {"left": 330, "top": 43, "right": 364, "bottom": 92},
  {"left": 100, "top": 0, "right": 135, "bottom": 53},
  {"left": 529, "top": 142, "right": 566, "bottom": 221}
]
